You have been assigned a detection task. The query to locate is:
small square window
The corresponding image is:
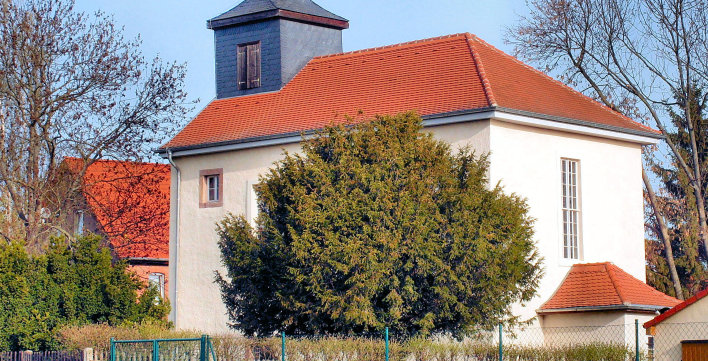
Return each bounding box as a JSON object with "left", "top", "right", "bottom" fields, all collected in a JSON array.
[
  {"left": 206, "top": 175, "right": 220, "bottom": 202},
  {"left": 200, "top": 168, "right": 223, "bottom": 208}
]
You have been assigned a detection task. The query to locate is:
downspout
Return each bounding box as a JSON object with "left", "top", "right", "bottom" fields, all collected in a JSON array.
[{"left": 167, "top": 150, "right": 181, "bottom": 326}]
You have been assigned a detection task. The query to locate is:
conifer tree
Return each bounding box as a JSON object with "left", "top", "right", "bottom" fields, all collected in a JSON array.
[
  {"left": 216, "top": 112, "right": 542, "bottom": 337},
  {"left": 647, "top": 86, "right": 708, "bottom": 297}
]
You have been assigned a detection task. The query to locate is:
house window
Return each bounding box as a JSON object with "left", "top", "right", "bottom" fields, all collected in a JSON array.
[
  {"left": 206, "top": 175, "right": 220, "bottom": 202},
  {"left": 246, "top": 181, "right": 261, "bottom": 229},
  {"left": 200, "top": 168, "right": 223, "bottom": 208},
  {"left": 75, "top": 210, "right": 85, "bottom": 235},
  {"left": 237, "top": 42, "right": 261, "bottom": 90},
  {"left": 148, "top": 272, "right": 165, "bottom": 298},
  {"left": 561, "top": 158, "right": 581, "bottom": 260}
]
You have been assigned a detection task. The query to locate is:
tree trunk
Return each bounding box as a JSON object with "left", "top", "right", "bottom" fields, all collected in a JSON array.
[{"left": 643, "top": 168, "right": 684, "bottom": 300}]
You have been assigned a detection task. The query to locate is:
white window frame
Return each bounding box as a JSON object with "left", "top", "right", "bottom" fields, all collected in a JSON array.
[
  {"left": 199, "top": 168, "right": 223, "bottom": 208},
  {"left": 206, "top": 175, "right": 220, "bottom": 202},
  {"left": 560, "top": 158, "right": 582, "bottom": 262},
  {"left": 148, "top": 272, "right": 165, "bottom": 298}
]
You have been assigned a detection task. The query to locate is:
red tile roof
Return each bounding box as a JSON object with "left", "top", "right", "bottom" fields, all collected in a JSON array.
[
  {"left": 65, "top": 158, "right": 170, "bottom": 260},
  {"left": 538, "top": 262, "right": 681, "bottom": 313},
  {"left": 162, "top": 33, "right": 658, "bottom": 151},
  {"left": 644, "top": 287, "right": 708, "bottom": 328}
]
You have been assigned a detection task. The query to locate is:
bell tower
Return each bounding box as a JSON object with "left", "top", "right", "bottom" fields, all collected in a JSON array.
[{"left": 208, "top": 0, "right": 349, "bottom": 99}]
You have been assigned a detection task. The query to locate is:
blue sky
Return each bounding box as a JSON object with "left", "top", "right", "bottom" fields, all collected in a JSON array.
[{"left": 73, "top": 0, "right": 529, "bottom": 121}]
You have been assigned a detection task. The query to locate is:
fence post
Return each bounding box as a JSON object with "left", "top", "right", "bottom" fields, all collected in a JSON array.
[
  {"left": 200, "top": 335, "right": 207, "bottom": 361},
  {"left": 83, "top": 348, "right": 94, "bottom": 361},
  {"left": 635, "top": 319, "right": 640, "bottom": 361},
  {"left": 281, "top": 331, "right": 286, "bottom": 361},
  {"left": 385, "top": 327, "right": 389, "bottom": 361},
  {"left": 498, "top": 324, "right": 503, "bottom": 361},
  {"left": 208, "top": 336, "right": 217, "bottom": 361},
  {"left": 109, "top": 338, "right": 115, "bottom": 361},
  {"left": 152, "top": 340, "right": 159, "bottom": 361}
]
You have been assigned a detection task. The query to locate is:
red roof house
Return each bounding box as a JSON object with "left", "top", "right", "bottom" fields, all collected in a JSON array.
[
  {"left": 64, "top": 158, "right": 171, "bottom": 298},
  {"left": 645, "top": 287, "right": 708, "bottom": 329},
  {"left": 643, "top": 288, "right": 708, "bottom": 361}
]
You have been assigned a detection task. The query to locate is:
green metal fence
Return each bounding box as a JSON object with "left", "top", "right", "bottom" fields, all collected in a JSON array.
[
  {"left": 106, "top": 320, "right": 664, "bottom": 361},
  {"left": 109, "top": 335, "right": 216, "bottom": 361}
]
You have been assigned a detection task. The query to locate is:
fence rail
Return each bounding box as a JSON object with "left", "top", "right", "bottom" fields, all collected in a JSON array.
[{"left": 0, "top": 351, "right": 82, "bottom": 361}]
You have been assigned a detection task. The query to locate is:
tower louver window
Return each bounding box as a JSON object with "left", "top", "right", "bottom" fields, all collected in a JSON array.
[{"left": 237, "top": 42, "right": 261, "bottom": 90}]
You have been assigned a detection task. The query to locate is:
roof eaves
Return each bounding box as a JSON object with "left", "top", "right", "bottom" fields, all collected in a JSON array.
[
  {"left": 537, "top": 304, "right": 666, "bottom": 315},
  {"left": 156, "top": 106, "right": 663, "bottom": 157},
  {"left": 207, "top": 9, "right": 348, "bottom": 30},
  {"left": 125, "top": 257, "right": 169, "bottom": 266},
  {"left": 496, "top": 107, "right": 664, "bottom": 140},
  {"left": 156, "top": 107, "right": 499, "bottom": 157}
]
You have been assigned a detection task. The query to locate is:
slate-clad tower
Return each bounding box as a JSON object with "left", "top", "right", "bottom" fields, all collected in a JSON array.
[{"left": 208, "top": 0, "right": 349, "bottom": 99}]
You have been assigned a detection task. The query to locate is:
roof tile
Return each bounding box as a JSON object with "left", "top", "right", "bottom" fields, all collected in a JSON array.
[
  {"left": 539, "top": 262, "right": 681, "bottom": 311},
  {"left": 163, "top": 33, "right": 657, "bottom": 151},
  {"left": 65, "top": 158, "right": 170, "bottom": 259}
]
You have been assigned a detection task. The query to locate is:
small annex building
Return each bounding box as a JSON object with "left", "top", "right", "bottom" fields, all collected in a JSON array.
[
  {"left": 64, "top": 158, "right": 171, "bottom": 298},
  {"left": 537, "top": 263, "right": 680, "bottom": 346},
  {"left": 644, "top": 288, "right": 708, "bottom": 361},
  {"left": 157, "top": 0, "right": 673, "bottom": 334}
]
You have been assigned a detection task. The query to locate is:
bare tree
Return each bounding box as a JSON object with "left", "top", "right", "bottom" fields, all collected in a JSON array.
[
  {"left": 508, "top": 0, "right": 708, "bottom": 298},
  {"left": 0, "top": 0, "right": 190, "bottom": 250}
]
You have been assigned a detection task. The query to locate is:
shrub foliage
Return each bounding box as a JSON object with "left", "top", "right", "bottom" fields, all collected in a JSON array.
[
  {"left": 216, "top": 112, "right": 542, "bottom": 337},
  {"left": 0, "top": 235, "right": 169, "bottom": 351}
]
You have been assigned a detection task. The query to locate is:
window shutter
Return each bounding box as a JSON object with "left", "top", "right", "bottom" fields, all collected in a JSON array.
[
  {"left": 248, "top": 43, "right": 261, "bottom": 88},
  {"left": 254, "top": 44, "right": 261, "bottom": 87},
  {"left": 237, "top": 46, "right": 247, "bottom": 90}
]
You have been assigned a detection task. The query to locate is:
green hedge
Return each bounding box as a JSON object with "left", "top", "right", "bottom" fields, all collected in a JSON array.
[{"left": 0, "top": 235, "right": 169, "bottom": 351}]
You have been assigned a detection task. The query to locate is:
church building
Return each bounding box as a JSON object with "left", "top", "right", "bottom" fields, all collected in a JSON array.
[{"left": 157, "top": 0, "right": 678, "bottom": 334}]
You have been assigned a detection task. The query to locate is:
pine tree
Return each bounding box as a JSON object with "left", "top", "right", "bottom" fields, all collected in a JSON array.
[{"left": 647, "top": 86, "right": 708, "bottom": 297}]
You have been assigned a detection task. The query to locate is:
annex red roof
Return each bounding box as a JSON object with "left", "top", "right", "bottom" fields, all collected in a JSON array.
[
  {"left": 65, "top": 158, "right": 170, "bottom": 260},
  {"left": 162, "top": 33, "right": 658, "bottom": 151},
  {"left": 644, "top": 287, "right": 708, "bottom": 328},
  {"left": 538, "top": 262, "right": 681, "bottom": 313}
]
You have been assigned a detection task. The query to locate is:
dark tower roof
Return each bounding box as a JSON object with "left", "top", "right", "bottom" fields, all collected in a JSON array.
[{"left": 207, "top": 0, "right": 349, "bottom": 30}]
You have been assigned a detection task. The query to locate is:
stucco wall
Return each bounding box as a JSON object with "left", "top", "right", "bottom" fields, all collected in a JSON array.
[
  {"left": 652, "top": 297, "right": 708, "bottom": 361},
  {"left": 169, "top": 118, "right": 646, "bottom": 334},
  {"left": 537, "top": 312, "right": 654, "bottom": 348},
  {"left": 487, "top": 120, "right": 645, "bottom": 323},
  {"left": 171, "top": 142, "right": 300, "bottom": 333}
]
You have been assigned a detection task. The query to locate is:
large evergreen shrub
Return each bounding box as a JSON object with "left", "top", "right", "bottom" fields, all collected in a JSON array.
[{"left": 217, "top": 112, "right": 542, "bottom": 337}]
